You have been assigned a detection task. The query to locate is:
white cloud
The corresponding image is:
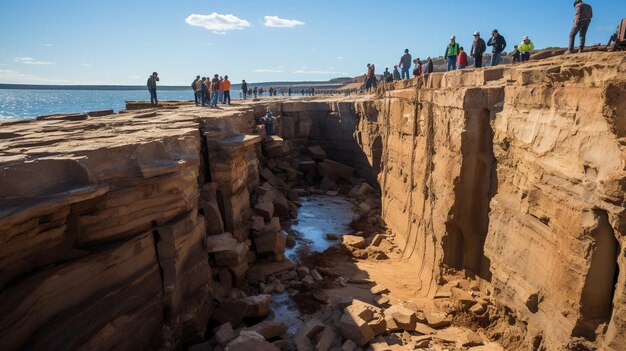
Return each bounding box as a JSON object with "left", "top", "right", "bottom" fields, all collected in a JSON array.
[
  {"left": 255, "top": 67, "right": 284, "bottom": 73},
  {"left": 14, "top": 57, "right": 55, "bottom": 65},
  {"left": 293, "top": 69, "right": 348, "bottom": 75},
  {"left": 337, "top": 56, "right": 344, "bottom": 60},
  {"left": 81, "top": 63, "right": 91, "bottom": 67},
  {"left": 264, "top": 15, "right": 305, "bottom": 28},
  {"left": 0, "top": 69, "right": 69, "bottom": 84},
  {"left": 43, "top": 43, "right": 54, "bottom": 47},
  {"left": 185, "top": 13, "right": 251, "bottom": 34}
]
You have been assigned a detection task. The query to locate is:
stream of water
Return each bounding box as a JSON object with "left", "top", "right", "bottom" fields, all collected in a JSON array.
[{"left": 268, "top": 195, "right": 356, "bottom": 333}]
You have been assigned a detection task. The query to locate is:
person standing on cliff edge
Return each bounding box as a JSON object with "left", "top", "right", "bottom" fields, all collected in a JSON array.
[
  {"left": 471, "top": 31, "right": 486, "bottom": 68},
  {"left": 399, "top": 49, "right": 412, "bottom": 80},
  {"left": 487, "top": 29, "right": 507, "bottom": 66},
  {"left": 567, "top": 0, "right": 593, "bottom": 53},
  {"left": 444, "top": 36, "right": 459, "bottom": 71},
  {"left": 147, "top": 72, "right": 159, "bottom": 106}
]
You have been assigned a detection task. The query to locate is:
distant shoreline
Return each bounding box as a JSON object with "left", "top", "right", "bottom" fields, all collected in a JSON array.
[{"left": 0, "top": 79, "right": 353, "bottom": 91}]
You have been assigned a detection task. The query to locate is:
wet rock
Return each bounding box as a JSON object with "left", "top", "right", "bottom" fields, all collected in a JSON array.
[
  {"left": 242, "top": 294, "right": 272, "bottom": 318},
  {"left": 254, "top": 202, "right": 275, "bottom": 222},
  {"left": 246, "top": 321, "right": 288, "bottom": 339},
  {"left": 215, "top": 322, "right": 237, "bottom": 345},
  {"left": 297, "top": 266, "right": 311, "bottom": 277},
  {"left": 325, "top": 233, "right": 340, "bottom": 240},
  {"left": 207, "top": 233, "right": 238, "bottom": 253},
  {"left": 307, "top": 146, "right": 327, "bottom": 161},
  {"left": 357, "top": 203, "right": 372, "bottom": 216},
  {"left": 302, "top": 275, "right": 315, "bottom": 286},
  {"left": 342, "top": 235, "right": 366, "bottom": 249},
  {"left": 225, "top": 330, "right": 280, "bottom": 351},
  {"left": 285, "top": 235, "right": 296, "bottom": 248},
  {"left": 319, "top": 177, "right": 338, "bottom": 191}
]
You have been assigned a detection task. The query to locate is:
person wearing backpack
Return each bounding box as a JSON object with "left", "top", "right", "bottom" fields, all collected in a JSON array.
[
  {"left": 444, "top": 36, "right": 460, "bottom": 71},
  {"left": 568, "top": 0, "right": 593, "bottom": 53}
]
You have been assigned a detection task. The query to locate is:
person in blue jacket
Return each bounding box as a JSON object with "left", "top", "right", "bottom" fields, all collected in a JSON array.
[{"left": 487, "top": 29, "right": 507, "bottom": 66}]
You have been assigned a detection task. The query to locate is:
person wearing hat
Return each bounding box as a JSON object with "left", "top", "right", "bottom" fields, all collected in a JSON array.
[
  {"left": 444, "top": 36, "right": 460, "bottom": 71},
  {"left": 519, "top": 36, "right": 535, "bottom": 62},
  {"left": 147, "top": 72, "right": 159, "bottom": 106},
  {"left": 471, "top": 31, "right": 487, "bottom": 68},
  {"left": 192, "top": 75, "right": 201, "bottom": 106},
  {"left": 487, "top": 29, "right": 507, "bottom": 66},
  {"left": 392, "top": 65, "right": 401, "bottom": 81},
  {"left": 412, "top": 59, "right": 422, "bottom": 77},
  {"left": 568, "top": 0, "right": 593, "bottom": 53},
  {"left": 399, "top": 49, "right": 412, "bottom": 80}
]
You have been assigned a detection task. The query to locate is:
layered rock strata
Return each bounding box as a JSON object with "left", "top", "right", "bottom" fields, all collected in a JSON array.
[{"left": 0, "top": 51, "right": 624, "bottom": 350}]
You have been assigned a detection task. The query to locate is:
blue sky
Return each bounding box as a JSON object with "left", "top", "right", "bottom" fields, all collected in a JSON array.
[{"left": 0, "top": 0, "right": 623, "bottom": 85}]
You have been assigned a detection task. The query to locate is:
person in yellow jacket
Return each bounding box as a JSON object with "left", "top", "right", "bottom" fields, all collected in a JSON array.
[{"left": 519, "top": 36, "right": 535, "bottom": 62}]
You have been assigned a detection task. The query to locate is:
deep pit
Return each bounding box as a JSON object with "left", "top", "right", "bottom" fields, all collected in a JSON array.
[{"left": 1, "top": 52, "right": 626, "bottom": 351}]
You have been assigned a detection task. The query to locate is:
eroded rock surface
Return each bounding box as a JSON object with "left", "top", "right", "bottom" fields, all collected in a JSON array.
[{"left": 1, "top": 51, "right": 625, "bottom": 351}]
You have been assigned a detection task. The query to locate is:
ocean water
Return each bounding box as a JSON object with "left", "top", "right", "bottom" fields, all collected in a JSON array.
[{"left": 0, "top": 89, "right": 199, "bottom": 120}]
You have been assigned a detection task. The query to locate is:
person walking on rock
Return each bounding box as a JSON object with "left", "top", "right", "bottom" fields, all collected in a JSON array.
[
  {"left": 444, "top": 36, "right": 460, "bottom": 71},
  {"left": 471, "top": 31, "right": 486, "bottom": 68},
  {"left": 399, "top": 49, "right": 412, "bottom": 80},
  {"left": 457, "top": 47, "right": 468, "bottom": 69},
  {"left": 241, "top": 80, "right": 248, "bottom": 100},
  {"left": 147, "top": 72, "right": 159, "bottom": 106},
  {"left": 519, "top": 36, "right": 535, "bottom": 62},
  {"left": 392, "top": 65, "right": 401, "bottom": 81},
  {"left": 568, "top": 0, "right": 593, "bottom": 53},
  {"left": 487, "top": 29, "right": 507, "bottom": 66}
]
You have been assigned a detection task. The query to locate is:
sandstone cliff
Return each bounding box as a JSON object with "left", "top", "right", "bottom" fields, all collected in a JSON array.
[{"left": 1, "top": 51, "right": 625, "bottom": 350}]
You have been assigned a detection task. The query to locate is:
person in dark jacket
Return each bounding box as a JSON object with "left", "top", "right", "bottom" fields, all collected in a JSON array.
[
  {"left": 392, "top": 65, "right": 401, "bottom": 81},
  {"left": 487, "top": 29, "right": 507, "bottom": 66},
  {"left": 201, "top": 77, "right": 209, "bottom": 107},
  {"left": 471, "top": 31, "right": 487, "bottom": 68},
  {"left": 511, "top": 45, "right": 521, "bottom": 63},
  {"left": 241, "top": 80, "right": 248, "bottom": 100},
  {"left": 399, "top": 49, "right": 412, "bottom": 80},
  {"left": 192, "top": 75, "right": 200, "bottom": 106},
  {"left": 424, "top": 57, "right": 434, "bottom": 76},
  {"left": 568, "top": 0, "right": 593, "bottom": 53},
  {"left": 147, "top": 72, "right": 159, "bottom": 106}
]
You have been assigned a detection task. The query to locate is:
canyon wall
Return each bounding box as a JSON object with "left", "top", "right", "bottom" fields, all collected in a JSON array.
[{"left": 0, "top": 51, "right": 624, "bottom": 350}]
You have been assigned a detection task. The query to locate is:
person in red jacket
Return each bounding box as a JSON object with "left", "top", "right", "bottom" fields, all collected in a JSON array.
[{"left": 457, "top": 47, "right": 468, "bottom": 69}]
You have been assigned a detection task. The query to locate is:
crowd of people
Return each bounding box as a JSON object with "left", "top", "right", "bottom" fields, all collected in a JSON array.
[
  {"left": 149, "top": 1, "right": 595, "bottom": 102},
  {"left": 363, "top": 0, "right": 593, "bottom": 91}
]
